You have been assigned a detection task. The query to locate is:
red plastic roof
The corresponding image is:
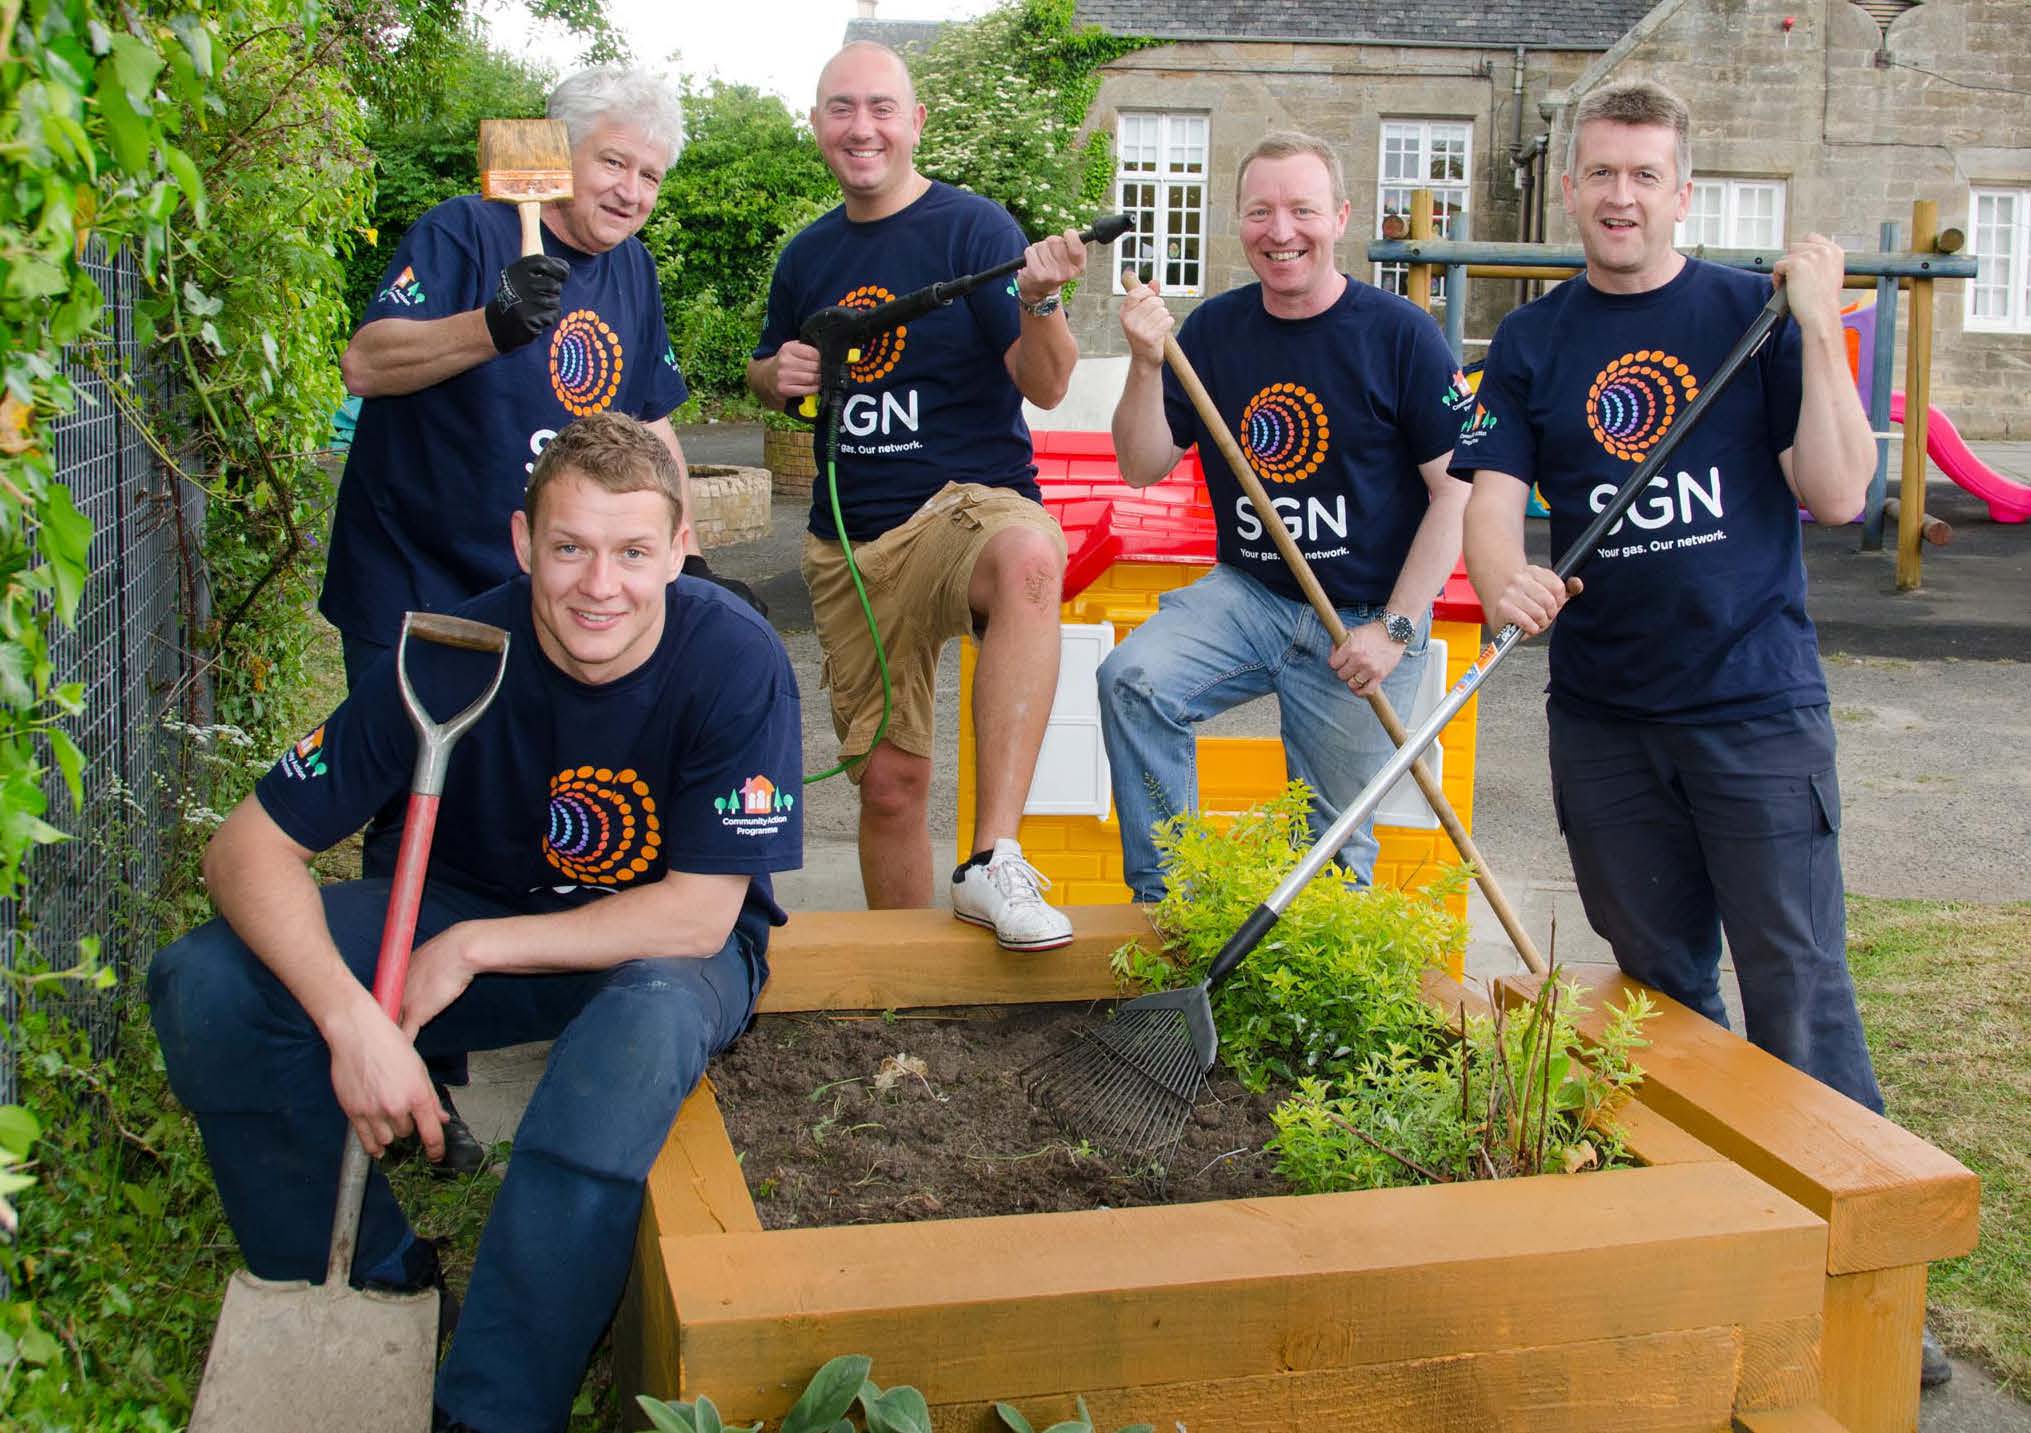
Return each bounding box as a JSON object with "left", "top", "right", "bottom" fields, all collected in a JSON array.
[{"left": 1032, "top": 430, "right": 1481, "bottom": 624}]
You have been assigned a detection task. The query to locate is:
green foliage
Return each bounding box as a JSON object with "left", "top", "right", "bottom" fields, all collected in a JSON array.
[
  {"left": 638, "top": 1357, "right": 1158, "bottom": 1433},
  {"left": 996, "top": 1396, "right": 1154, "bottom": 1433},
  {"left": 912, "top": 0, "right": 1158, "bottom": 237},
  {"left": 1270, "top": 977, "right": 1656, "bottom": 1192},
  {"left": 1110, "top": 783, "right": 1466, "bottom": 1092},
  {"left": 0, "top": 967, "right": 234, "bottom": 1426},
  {"left": 637, "top": 1353, "right": 898, "bottom": 1433},
  {"left": 635, "top": 80, "right": 834, "bottom": 399}
]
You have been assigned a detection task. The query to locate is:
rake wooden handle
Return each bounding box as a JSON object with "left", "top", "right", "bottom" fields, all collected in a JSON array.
[{"left": 1139, "top": 277, "right": 1546, "bottom": 976}]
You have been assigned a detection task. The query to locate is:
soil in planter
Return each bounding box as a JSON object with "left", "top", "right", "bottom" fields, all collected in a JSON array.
[{"left": 710, "top": 1003, "right": 1290, "bottom": 1228}]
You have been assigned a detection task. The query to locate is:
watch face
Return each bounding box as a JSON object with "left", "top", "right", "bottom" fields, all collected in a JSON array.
[
  {"left": 1027, "top": 295, "right": 1062, "bottom": 317},
  {"left": 1385, "top": 613, "right": 1415, "bottom": 644}
]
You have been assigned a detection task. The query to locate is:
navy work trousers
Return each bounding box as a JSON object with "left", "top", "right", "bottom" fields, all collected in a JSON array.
[
  {"left": 148, "top": 879, "right": 768, "bottom": 1432},
  {"left": 1547, "top": 701, "right": 1883, "bottom": 1112}
]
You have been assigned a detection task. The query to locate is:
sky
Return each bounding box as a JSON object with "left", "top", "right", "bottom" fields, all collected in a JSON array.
[{"left": 483, "top": 0, "right": 1003, "bottom": 108}]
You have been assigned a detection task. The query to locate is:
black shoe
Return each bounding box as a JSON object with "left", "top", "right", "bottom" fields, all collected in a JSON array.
[
  {"left": 393, "top": 1084, "right": 490, "bottom": 1177},
  {"left": 431, "top": 1085, "right": 489, "bottom": 1178},
  {"left": 1921, "top": 1326, "right": 1952, "bottom": 1388}
]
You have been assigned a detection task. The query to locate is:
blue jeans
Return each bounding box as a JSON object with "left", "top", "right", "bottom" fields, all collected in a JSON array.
[
  {"left": 1096, "top": 564, "right": 1430, "bottom": 901},
  {"left": 1548, "top": 701, "right": 1883, "bottom": 1112},
  {"left": 148, "top": 879, "right": 769, "bottom": 1432}
]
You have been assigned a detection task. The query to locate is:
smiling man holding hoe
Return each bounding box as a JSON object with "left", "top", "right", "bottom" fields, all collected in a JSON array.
[{"left": 1453, "top": 77, "right": 1946, "bottom": 1388}]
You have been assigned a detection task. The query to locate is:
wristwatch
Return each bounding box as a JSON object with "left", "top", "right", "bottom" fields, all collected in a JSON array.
[
  {"left": 1380, "top": 611, "right": 1416, "bottom": 645},
  {"left": 1018, "top": 289, "right": 1063, "bottom": 318}
]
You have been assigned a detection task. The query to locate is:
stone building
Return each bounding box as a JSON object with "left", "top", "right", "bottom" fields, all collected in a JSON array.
[{"left": 1062, "top": 0, "right": 2030, "bottom": 437}]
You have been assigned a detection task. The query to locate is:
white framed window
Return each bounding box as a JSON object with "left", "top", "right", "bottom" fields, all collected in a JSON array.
[
  {"left": 1113, "top": 113, "right": 1207, "bottom": 296},
  {"left": 1967, "top": 188, "right": 2031, "bottom": 333},
  {"left": 1675, "top": 178, "right": 1787, "bottom": 249},
  {"left": 1376, "top": 120, "right": 1471, "bottom": 306}
]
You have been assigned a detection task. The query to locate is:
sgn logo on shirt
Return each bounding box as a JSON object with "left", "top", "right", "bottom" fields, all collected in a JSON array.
[
  {"left": 549, "top": 310, "right": 626, "bottom": 418},
  {"left": 545, "top": 764, "right": 662, "bottom": 885},
  {"left": 1587, "top": 349, "right": 1699, "bottom": 462}
]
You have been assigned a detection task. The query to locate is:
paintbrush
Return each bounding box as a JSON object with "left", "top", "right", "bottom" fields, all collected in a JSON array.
[{"left": 478, "top": 119, "right": 574, "bottom": 257}]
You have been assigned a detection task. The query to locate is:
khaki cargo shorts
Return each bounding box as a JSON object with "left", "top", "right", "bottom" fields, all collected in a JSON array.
[{"left": 802, "top": 482, "right": 1066, "bottom": 780}]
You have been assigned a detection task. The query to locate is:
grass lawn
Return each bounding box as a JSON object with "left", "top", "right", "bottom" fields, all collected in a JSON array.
[{"left": 1848, "top": 895, "right": 2031, "bottom": 1393}]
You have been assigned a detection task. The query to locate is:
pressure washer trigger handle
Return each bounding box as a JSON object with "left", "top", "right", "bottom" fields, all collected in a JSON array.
[{"left": 798, "top": 395, "right": 818, "bottom": 419}]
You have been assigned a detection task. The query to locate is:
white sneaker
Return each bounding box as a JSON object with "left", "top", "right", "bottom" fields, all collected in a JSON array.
[{"left": 952, "top": 838, "right": 1074, "bottom": 951}]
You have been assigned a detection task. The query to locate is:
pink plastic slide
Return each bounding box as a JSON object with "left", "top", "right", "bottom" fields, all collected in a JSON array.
[{"left": 1889, "top": 392, "right": 2031, "bottom": 524}]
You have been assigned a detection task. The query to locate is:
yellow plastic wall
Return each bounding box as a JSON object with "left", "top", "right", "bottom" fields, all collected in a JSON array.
[{"left": 956, "top": 559, "right": 1480, "bottom": 921}]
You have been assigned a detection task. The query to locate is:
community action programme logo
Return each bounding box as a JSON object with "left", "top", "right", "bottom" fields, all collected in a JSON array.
[
  {"left": 549, "top": 310, "right": 626, "bottom": 417},
  {"left": 280, "top": 724, "right": 327, "bottom": 780},
  {"left": 1587, "top": 349, "right": 1699, "bottom": 461},
  {"left": 545, "top": 764, "right": 661, "bottom": 884},
  {"left": 715, "top": 775, "right": 793, "bottom": 839},
  {"left": 1239, "top": 382, "right": 1330, "bottom": 485}
]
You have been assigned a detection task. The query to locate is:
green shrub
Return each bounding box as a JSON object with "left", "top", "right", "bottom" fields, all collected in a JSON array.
[
  {"left": 1270, "top": 976, "right": 1657, "bottom": 1192},
  {"left": 1111, "top": 782, "right": 1466, "bottom": 1092}
]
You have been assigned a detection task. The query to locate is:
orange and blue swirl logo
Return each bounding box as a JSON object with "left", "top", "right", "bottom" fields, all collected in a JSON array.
[
  {"left": 1239, "top": 382, "right": 1330, "bottom": 485},
  {"left": 1587, "top": 350, "right": 1699, "bottom": 462},
  {"left": 549, "top": 310, "right": 626, "bottom": 417},
  {"left": 544, "top": 764, "right": 661, "bottom": 885},
  {"left": 836, "top": 285, "right": 905, "bottom": 383}
]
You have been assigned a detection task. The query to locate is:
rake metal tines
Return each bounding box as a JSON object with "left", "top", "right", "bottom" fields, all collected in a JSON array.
[{"left": 1022, "top": 1003, "right": 1209, "bottom": 1172}]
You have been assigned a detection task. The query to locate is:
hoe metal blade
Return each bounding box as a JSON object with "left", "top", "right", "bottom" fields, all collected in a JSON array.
[{"left": 188, "top": 1269, "right": 436, "bottom": 1432}]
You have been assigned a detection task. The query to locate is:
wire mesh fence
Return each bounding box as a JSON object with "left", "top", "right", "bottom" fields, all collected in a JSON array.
[{"left": 0, "top": 245, "right": 206, "bottom": 1109}]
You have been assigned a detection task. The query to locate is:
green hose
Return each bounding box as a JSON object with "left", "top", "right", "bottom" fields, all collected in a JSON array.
[{"left": 803, "top": 397, "right": 892, "bottom": 785}]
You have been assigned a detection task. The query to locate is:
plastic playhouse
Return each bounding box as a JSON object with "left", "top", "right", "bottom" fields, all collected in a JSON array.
[{"left": 953, "top": 430, "right": 1485, "bottom": 919}]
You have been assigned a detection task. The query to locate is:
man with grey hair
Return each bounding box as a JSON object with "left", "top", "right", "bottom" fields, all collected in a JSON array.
[
  {"left": 1101, "top": 129, "right": 1476, "bottom": 899},
  {"left": 324, "top": 67, "right": 746, "bottom": 1171},
  {"left": 1456, "top": 85, "right": 1950, "bottom": 1381}
]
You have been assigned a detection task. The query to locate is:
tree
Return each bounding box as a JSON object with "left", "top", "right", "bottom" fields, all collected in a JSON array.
[
  {"left": 637, "top": 79, "right": 836, "bottom": 398},
  {"left": 912, "top": 0, "right": 1155, "bottom": 239}
]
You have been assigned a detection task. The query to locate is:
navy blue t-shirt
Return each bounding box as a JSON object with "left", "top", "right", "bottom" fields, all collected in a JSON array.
[
  {"left": 1165, "top": 279, "right": 1471, "bottom": 607},
  {"left": 260, "top": 576, "right": 800, "bottom": 931},
  {"left": 1453, "top": 259, "right": 1820, "bottom": 723},
  {"left": 754, "top": 182, "right": 1036, "bottom": 544},
  {"left": 322, "top": 196, "right": 689, "bottom": 644}
]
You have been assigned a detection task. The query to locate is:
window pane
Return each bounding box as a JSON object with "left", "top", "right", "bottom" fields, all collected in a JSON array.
[{"left": 1968, "top": 191, "right": 2014, "bottom": 322}]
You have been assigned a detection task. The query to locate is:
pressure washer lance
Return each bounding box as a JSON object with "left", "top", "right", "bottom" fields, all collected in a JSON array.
[
  {"left": 793, "top": 212, "right": 1136, "bottom": 421},
  {"left": 790, "top": 212, "right": 1135, "bottom": 784},
  {"left": 1024, "top": 286, "right": 1795, "bottom": 1170}
]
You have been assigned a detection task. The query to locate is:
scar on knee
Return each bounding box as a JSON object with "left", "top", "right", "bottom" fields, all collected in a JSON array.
[{"left": 1021, "top": 565, "right": 1057, "bottom": 609}]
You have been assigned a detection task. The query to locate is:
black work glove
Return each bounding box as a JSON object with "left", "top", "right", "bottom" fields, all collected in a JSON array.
[
  {"left": 483, "top": 254, "right": 569, "bottom": 353},
  {"left": 683, "top": 554, "right": 768, "bottom": 619}
]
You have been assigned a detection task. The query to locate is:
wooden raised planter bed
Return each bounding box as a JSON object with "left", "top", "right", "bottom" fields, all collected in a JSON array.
[{"left": 615, "top": 909, "right": 1977, "bottom": 1432}]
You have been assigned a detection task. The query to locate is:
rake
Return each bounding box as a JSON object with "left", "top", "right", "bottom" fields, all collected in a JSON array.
[{"left": 1026, "top": 286, "right": 1793, "bottom": 1166}]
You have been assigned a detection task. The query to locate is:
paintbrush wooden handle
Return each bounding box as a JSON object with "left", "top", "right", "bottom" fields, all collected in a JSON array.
[{"left": 519, "top": 202, "right": 543, "bottom": 258}]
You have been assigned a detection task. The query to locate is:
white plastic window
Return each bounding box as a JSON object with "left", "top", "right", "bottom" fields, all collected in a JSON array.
[
  {"left": 1114, "top": 113, "right": 1207, "bottom": 296},
  {"left": 1376, "top": 120, "right": 1472, "bottom": 306},
  {"left": 1968, "top": 188, "right": 2030, "bottom": 333}
]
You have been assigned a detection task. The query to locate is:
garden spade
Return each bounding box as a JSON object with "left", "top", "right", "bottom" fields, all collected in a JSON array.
[
  {"left": 188, "top": 611, "right": 511, "bottom": 1433},
  {"left": 478, "top": 118, "right": 574, "bottom": 257},
  {"left": 1027, "top": 286, "right": 1794, "bottom": 1167}
]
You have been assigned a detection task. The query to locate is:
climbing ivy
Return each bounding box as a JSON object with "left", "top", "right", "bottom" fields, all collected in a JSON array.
[{"left": 912, "top": 0, "right": 1158, "bottom": 238}]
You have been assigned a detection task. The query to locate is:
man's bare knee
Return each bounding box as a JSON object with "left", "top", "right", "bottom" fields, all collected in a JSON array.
[
  {"left": 858, "top": 750, "right": 930, "bottom": 824},
  {"left": 973, "top": 529, "right": 1064, "bottom": 623}
]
